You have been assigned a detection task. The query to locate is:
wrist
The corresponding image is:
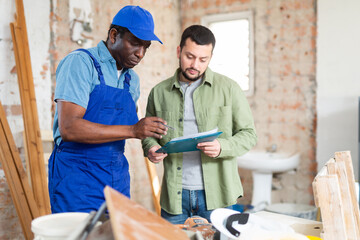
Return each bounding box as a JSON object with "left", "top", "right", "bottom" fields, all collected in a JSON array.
[{"left": 128, "top": 125, "right": 137, "bottom": 138}]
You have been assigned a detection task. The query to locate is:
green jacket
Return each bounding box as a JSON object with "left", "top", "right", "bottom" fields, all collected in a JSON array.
[{"left": 142, "top": 68, "right": 257, "bottom": 214}]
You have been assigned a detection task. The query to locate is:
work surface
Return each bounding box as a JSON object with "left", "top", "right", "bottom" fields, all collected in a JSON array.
[
  {"left": 254, "top": 211, "right": 323, "bottom": 237},
  {"left": 87, "top": 210, "right": 323, "bottom": 240},
  {"left": 86, "top": 186, "right": 324, "bottom": 240}
]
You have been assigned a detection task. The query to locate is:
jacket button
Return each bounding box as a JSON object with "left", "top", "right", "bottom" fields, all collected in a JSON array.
[
  {"left": 179, "top": 118, "right": 183, "bottom": 122},
  {"left": 177, "top": 167, "right": 181, "bottom": 170},
  {"left": 177, "top": 191, "right": 181, "bottom": 195}
]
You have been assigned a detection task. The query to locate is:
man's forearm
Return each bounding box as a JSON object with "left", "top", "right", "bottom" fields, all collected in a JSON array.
[{"left": 59, "top": 118, "right": 136, "bottom": 144}]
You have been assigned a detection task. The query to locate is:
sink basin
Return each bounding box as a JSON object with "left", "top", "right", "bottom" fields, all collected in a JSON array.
[
  {"left": 237, "top": 151, "right": 300, "bottom": 173},
  {"left": 237, "top": 151, "right": 300, "bottom": 206}
]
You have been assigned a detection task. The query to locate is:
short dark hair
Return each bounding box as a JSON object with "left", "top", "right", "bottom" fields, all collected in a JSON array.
[
  {"left": 179, "top": 25, "right": 216, "bottom": 51},
  {"left": 106, "top": 24, "right": 130, "bottom": 42}
]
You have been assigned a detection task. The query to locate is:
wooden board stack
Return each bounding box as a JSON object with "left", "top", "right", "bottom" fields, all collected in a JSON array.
[
  {"left": 9, "top": 0, "right": 51, "bottom": 216},
  {"left": 313, "top": 151, "right": 360, "bottom": 240},
  {"left": 0, "top": 102, "right": 39, "bottom": 239}
]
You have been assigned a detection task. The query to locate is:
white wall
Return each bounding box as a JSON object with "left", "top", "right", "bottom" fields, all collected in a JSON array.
[
  {"left": 317, "top": 0, "right": 360, "bottom": 179},
  {"left": 0, "top": 0, "right": 51, "bottom": 142},
  {"left": 0, "top": 0, "right": 20, "bottom": 140}
]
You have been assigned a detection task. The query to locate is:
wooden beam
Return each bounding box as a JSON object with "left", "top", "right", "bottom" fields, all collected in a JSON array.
[
  {"left": 334, "top": 151, "right": 360, "bottom": 238},
  {"left": 313, "top": 175, "right": 347, "bottom": 240},
  {"left": 144, "top": 157, "right": 161, "bottom": 216},
  {"left": 0, "top": 101, "right": 39, "bottom": 240},
  {"left": 327, "top": 159, "right": 358, "bottom": 239},
  {"left": 10, "top": 0, "right": 50, "bottom": 215},
  {"left": 313, "top": 152, "right": 360, "bottom": 240}
]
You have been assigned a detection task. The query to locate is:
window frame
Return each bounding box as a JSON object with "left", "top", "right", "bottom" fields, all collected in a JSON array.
[{"left": 201, "top": 11, "right": 255, "bottom": 96}]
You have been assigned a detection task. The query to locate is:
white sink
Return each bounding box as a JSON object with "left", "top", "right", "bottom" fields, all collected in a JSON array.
[
  {"left": 237, "top": 151, "right": 300, "bottom": 207},
  {"left": 237, "top": 151, "right": 300, "bottom": 173}
]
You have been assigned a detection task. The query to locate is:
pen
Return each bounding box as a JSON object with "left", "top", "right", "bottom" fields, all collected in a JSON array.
[{"left": 159, "top": 122, "right": 175, "bottom": 131}]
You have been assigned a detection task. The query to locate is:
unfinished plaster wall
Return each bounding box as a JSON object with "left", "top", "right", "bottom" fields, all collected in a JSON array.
[
  {"left": 50, "top": 0, "right": 180, "bottom": 211},
  {"left": 181, "top": 0, "right": 317, "bottom": 205},
  {"left": 0, "top": 0, "right": 51, "bottom": 238}
]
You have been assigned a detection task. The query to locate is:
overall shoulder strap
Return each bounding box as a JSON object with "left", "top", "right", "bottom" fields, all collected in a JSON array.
[{"left": 75, "top": 48, "right": 105, "bottom": 85}]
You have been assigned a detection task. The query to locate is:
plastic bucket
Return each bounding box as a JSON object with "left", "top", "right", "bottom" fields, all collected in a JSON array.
[
  {"left": 265, "top": 203, "right": 318, "bottom": 220},
  {"left": 31, "top": 212, "right": 90, "bottom": 240}
]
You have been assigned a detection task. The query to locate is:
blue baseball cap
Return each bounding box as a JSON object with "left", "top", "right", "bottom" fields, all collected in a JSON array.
[{"left": 112, "top": 5, "right": 163, "bottom": 44}]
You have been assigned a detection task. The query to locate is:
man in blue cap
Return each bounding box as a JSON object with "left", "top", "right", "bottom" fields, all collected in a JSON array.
[{"left": 48, "top": 5, "right": 167, "bottom": 213}]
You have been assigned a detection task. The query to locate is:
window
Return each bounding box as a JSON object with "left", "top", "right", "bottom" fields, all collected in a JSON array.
[{"left": 202, "top": 11, "right": 254, "bottom": 96}]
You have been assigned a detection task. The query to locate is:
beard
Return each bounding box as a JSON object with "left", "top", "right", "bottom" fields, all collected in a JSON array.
[{"left": 179, "top": 61, "right": 203, "bottom": 82}]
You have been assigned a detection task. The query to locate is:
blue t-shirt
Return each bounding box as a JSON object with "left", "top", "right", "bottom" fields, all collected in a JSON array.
[{"left": 53, "top": 41, "right": 140, "bottom": 145}]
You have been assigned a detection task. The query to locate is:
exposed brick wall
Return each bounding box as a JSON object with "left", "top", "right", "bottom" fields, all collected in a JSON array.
[{"left": 181, "top": 0, "right": 317, "bottom": 205}]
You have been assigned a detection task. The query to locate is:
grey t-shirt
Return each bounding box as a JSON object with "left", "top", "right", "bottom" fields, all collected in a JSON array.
[{"left": 179, "top": 78, "right": 204, "bottom": 190}]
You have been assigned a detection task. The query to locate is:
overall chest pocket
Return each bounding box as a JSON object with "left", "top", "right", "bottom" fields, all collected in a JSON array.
[{"left": 99, "top": 101, "right": 134, "bottom": 125}]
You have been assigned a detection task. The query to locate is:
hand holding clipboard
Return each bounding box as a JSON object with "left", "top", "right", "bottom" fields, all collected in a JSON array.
[{"left": 155, "top": 128, "right": 222, "bottom": 154}]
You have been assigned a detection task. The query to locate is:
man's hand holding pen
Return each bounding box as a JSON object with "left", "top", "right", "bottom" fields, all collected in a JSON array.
[{"left": 132, "top": 117, "right": 168, "bottom": 139}]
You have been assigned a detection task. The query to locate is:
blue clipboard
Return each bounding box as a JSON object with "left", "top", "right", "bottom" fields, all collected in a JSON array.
[{"left": 155, "top": 131, "right": 223, "bottom": 154}]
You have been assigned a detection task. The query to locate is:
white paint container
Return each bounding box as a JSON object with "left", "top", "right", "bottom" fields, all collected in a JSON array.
[{"left": 31, "top": 212, "right": 90, "bottom": 240}]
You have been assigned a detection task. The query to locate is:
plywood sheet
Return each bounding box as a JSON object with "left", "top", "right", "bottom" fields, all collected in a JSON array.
[{"left": 104, "top": 186, "right": 189, "bottom": 240}]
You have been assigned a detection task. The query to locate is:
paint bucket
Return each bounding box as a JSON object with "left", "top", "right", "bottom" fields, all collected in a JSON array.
[
  {"left": 31, "top": 212, "right": 90, "bottom": 240},
  {"left": 265, "top": 203, "right": 318, "bottom": 220}
]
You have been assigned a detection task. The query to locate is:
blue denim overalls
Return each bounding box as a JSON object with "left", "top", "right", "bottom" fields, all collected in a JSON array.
[{"left": 48, "top": 49, "right": 138, "bottom": 213}]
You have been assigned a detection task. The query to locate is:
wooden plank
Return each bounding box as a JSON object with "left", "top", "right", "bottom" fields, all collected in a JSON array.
[
  {"left": 11, "top": 0, "right": 50, "bottom": 215},
  {"left": 144, "top": 157, "right": 161, "bottom": 216},
  {"left": 11, "top": 21, "right": 49, "bottom": 215},
  {"left": 104, "top": 186, "right": 189, "bottom": 240},
  {"left": 327, "top": 159, "right": 358, "bottom": 239},
  {"left": 312, "top": 161, "right": 331, "bottom": 211},
  {"left": 318, "top": 162, "right": 330, "bottom": 177},
  {"left": 312, "top": 180, "right": 319, "bottom": 210},
  {"left": 0, "top": 103, "right": 39, "bottom": 218},
  {"left": 325, "top": 158, "right": 335, "bottom": 174},
  {"left": 0, "top": 145, "right": 33, "bottom": 240},
  {"left": 0, "top": 102, "right": 39, "bottom": 240},
  {"left": 334, "top": 151, "right": 360, "bottom": 238},
  {"left": 23, "top": 130, "right": 53, "bottom": 178},
  {"left": 313, "top": 175, "right": 347, "bottom": 240}
]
